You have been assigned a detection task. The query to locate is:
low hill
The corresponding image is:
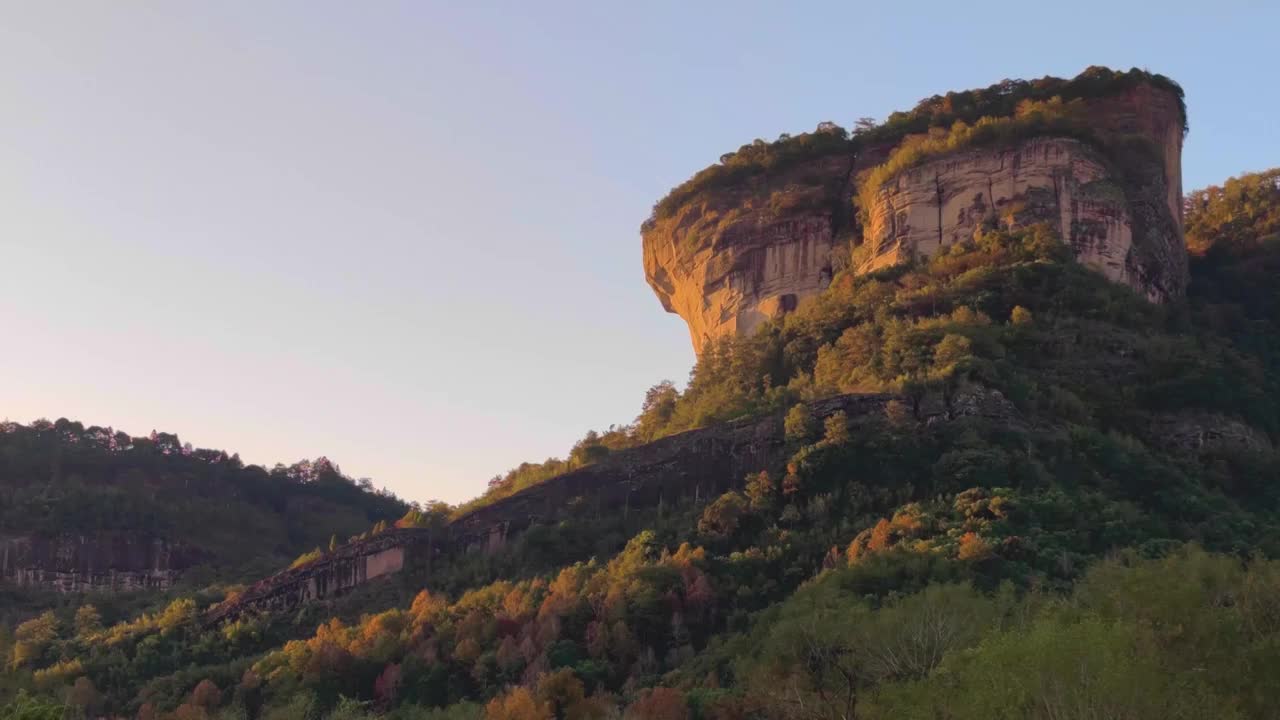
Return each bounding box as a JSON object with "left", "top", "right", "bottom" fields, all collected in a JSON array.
[{"left": 0, "top": 419, "right": 407, "bottom": 622}]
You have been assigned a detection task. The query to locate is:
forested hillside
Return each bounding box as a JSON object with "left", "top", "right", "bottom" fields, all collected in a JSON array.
[
  {"left": 0, "top": 420, "right": 408, "bottom": 623},
  {"left": 3, "top": 166, "right": 1278, "bottom": 719}
]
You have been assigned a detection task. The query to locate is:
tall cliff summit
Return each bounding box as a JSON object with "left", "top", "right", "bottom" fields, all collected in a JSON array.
[{"left": 643, "top": 67, "right": 1187, "bottom": 353}]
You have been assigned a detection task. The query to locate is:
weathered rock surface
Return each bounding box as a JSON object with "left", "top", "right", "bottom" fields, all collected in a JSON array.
[
  {"left": 1151, "top": 413, "right": 1273, "bottom": 456},
  {"left": 205, "top": 528, "right": 434, "bottom": 625},
  {"left": 862, "top": 138, "right": 1169, "bottom": 298},
  {"left": 643, "top": 81, "right": 1187, "bottom": 352},
  {"left": 0, "top": 534, "right": 200, "bottom": 593},
  {"left": 641, "top": 151, "right": 869, "bottom": 354}
]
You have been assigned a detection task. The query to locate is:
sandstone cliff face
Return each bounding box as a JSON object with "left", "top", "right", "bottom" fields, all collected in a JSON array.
[
  {"left": 644, "top": 81, "right": 1187, "bottom": 352},
  {"left": 1083, "top": 83, "right": 1184, "bottom": 229},
  {"left": 862, "top": 138, "right": 1166, "bottom": 298},
  {"left": 0, "top": 534, "right": 199, "bottom": 593},
  {"left": 641, "top": 151, "right": 865, "bottom": 354}
]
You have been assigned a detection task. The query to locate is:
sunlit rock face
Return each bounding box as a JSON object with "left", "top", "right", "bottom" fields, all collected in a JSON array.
[
  {"left": 862, "top": 138, "right": 1164, "bottom": 298},
  {"left": 641, "top": 152, "right": 863, "bottom": 355},
  {"left": 643, "top": 80, "right": 1186, "bottom": 353},
  {"left": 863, "top": 83, "right": 1187, "bottom": 303}
]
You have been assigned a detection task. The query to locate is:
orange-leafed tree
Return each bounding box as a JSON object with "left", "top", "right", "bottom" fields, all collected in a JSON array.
[
  {"left": 485, "top": 686, "right": 552, "bottom": 720},
  {"left": 624, "top": 687, "right": 689, "bottom": 720}
]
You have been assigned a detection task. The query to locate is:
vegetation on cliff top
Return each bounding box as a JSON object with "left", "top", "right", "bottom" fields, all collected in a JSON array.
[{"left": 646, "top": 65, "right": 1184, "bottom": 226}]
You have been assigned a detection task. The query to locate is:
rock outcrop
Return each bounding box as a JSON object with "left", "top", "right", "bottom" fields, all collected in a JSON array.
[
  {"left": 642, "top": 149, "right": 882, "bottom": 354},
  {"left": 0, "top": 534, "right": 200, "bottom": 593},
  {"left": 205, "top": 528, "right": 435, "bottom": 625},
  {"left": 1151, "top": 413, "right": 1273, "bottom": 456},
  {"left": 862, "top": 138, "right": 1168, "bottom": 297},
  {"left": 643, "top": 74, "right": 1187, "bottom": 352}
]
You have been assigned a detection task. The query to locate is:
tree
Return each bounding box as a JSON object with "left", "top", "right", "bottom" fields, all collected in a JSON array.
[
  {"left": 1185, "top": 168, "right": 1280, "bottom": 254},
  {"left": 536, "top": 669, "right": 588, "bottom": 719},
  {"left": 877, "top": 616, "right": 1227, "bottom": 719},
  {"left": 636, "top": 381, "right": 680, "bottom": 441},
  {"left": 821, "top": 411, "right": 850, "bottom": 446},
  {"left": 883, "top": 400, "right": 913, "bottom": 428},
  {"left": 744, "top": 471, "right": 776, "bottom": 511},
  {"left": 326, "top": 697, "right": 374, "bottom": 720},
  {"left": 932, "top": 333, "right": 972, "bottom": 367},
  {"left": 190, "top": 679, "right": 223, "bottom": 709},
  {"left": 10, "top": 612, "right": 58, "bottom": 669},
  {"left": 747, "top": 581, "right": 997, "bottom": 719},
  {"left": 485, "top": 686, "right": 552, "bottom": 720},
  {"left": 625, "top": 687, "right": 689, "bottom": 720},
  {"left": 0, "top": 691, "right": 64, "bottom": 720},
  {"left": 67, "top": 676, "right": 102, "bottom": 718},
  {"left": 698, "top": 492, "right": 748, "bottom": 539},
  {"left": 73, "top": 605, "right": 102, "bottom": 638},
  {"left": 957, "top": 532, "right": 992, "bottom": 560},
  {"left": 375, "top": 663, "right": 403, "bottom": 708},
  {"left": 784, "top": 405, "right": 817, "bottom": 444},
  {"left": 1010, "top": 305, "right": 1033, "bottom": 325},
  {"left": 570, "top": 432, "right": 611, "bottom": 467},
  {"left": 157, "top": 597, "right": 197, "bottom": 633}
]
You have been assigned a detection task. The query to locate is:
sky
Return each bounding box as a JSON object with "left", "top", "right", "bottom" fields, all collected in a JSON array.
[{"left": 2, "top": 1, "right": 1277, "bottom": 505}]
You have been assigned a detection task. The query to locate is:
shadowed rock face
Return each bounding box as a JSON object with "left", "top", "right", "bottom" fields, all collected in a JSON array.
[
  {"left": 207, "top": 394, "right": 896, "bottom": 623},
  {"left": 1151, "top": 413, "right": 1273, "bottom": 456},
  {"left": 0, "top": 534, "right": 202, "bottom": 592},
  {"left": 643, "top": 82, "right": 1187, "bottom": 353},
  {"left": 204, "top": 387, "right": 1022, "bottom": 623},
  {"left": 205, "top": 528, "right": 433, "bottom": 625},
  {"left": 449, "top": 393, "right": 898, "bottom": 551}
]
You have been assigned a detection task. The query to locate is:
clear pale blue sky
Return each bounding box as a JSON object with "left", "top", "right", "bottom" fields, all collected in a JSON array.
[{"left": 3, "top": 2, "right": 1276, "bottom": 504}]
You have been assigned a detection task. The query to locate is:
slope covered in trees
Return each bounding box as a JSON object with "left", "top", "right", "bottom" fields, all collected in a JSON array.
[
  {"left": 0, "top": 420, "right": 409, "bottom": 619},
  {"left": 4, "top": 163, "right": 1279, "bottom": 719}
]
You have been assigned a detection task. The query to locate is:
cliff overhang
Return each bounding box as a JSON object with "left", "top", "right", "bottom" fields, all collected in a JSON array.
[{"left": 642, "top": 67, "right": 1187, "bottom": 353}]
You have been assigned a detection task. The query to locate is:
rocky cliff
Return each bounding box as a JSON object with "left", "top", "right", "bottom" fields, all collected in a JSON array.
[
  {"left": 205, "top": 527, "right": 434, "bottom": 625},
  {"left": 0, "top": 534, "right": 200, "bottom": 593},
  {"left": 643, "top": 70, "right": 1187, "bottom": 352},
  {"left": 641, "top": 146, "right": 890, "bottom": 354},
  {"left": 862, "top": 138, "right": 1163, "bottom": 296}
]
